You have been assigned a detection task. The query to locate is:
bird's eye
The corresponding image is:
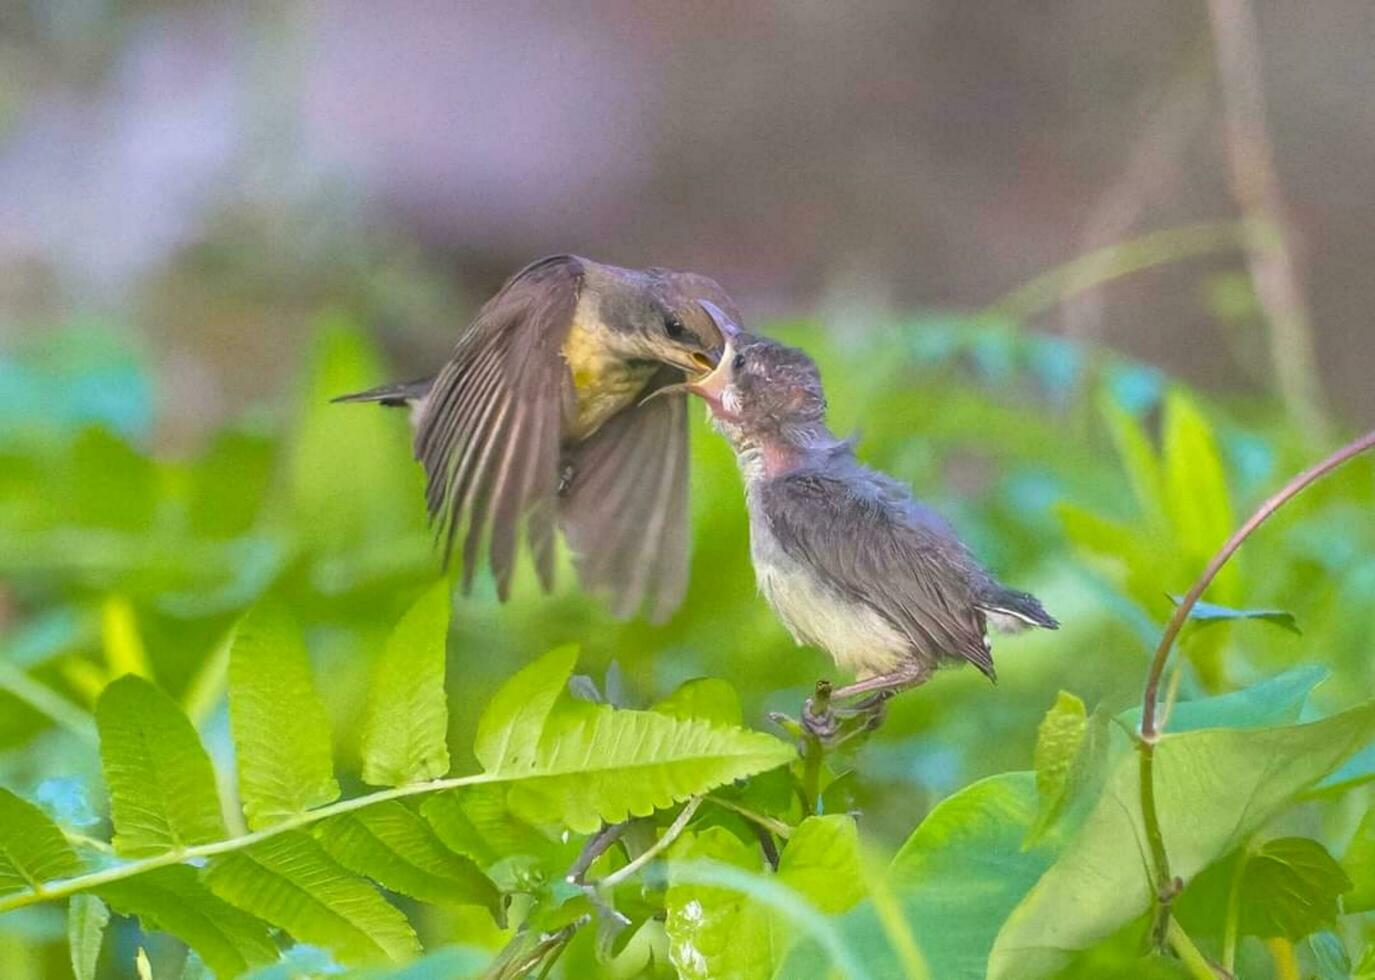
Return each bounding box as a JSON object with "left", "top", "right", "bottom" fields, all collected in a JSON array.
[
  {"left": 732, "top": 352, "right": 747, "bottom": 371},
  {"left": 664, "top": 315, "right": 686, "bottom": 340}
]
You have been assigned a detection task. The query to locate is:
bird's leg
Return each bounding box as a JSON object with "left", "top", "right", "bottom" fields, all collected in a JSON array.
[
  {"left": 817, "top": 663, "right": 933, "bottom": 740},
  {"left": 801, "top": 679, "right": 837, "bottom": 741}
]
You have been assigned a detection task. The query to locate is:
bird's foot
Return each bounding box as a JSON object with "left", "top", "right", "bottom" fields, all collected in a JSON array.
[{"left": 801, "top": 679, "right": 837, "bottom": 741}]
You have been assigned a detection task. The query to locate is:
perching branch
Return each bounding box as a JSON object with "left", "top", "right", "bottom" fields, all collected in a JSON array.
[{"left": 1136, "top": 427, "right": 1375, "bottom": 949}]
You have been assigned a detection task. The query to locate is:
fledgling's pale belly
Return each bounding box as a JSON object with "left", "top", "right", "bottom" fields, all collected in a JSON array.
[{"left": 749, "top": 515, "right": 909, "bottom": 678}]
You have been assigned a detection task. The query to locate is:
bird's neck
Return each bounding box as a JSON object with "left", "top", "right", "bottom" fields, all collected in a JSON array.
[{"left": 739, "top": 423, "right": 849, "bottom": 481}]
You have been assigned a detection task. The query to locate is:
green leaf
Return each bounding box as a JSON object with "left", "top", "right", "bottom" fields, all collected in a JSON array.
[
  {"left": 228, "top": 603, "right": 340, "bottom": 829},
  {"left": 474, "top": 646, "right": 578, "bottom": 773},
  {"left": 988, "top": 700, "right": 1375, "bottom": 979},
  {"left": 98, "top": 865, "right": 279, "bottom": 977},
  {"left": 347, "top": 946, "right": 491, "bottom": 979},
  {"left": 1310, "top": 932, "right": 1353, "bottom": 980},
  {"left": 95, "top": 675, "right": 226, "bottom": 856},
  {"left": 664, "top": 828, "right": 772, "bottom": 980},
  {"left": 777, "top": 815, "right": 865, "bottom": 915},
  {"left": 421, "top": 786, "right": 560, "bottom": 871},
  {"left": 1118, "top": 664, "right": 1326, "bottom": 734},
  {"left": 1172, "top": 596, "right": 1301, "bottom": 635},
  {"left": 1161, "top": 390, "right": 1235, "bottom": 592},
  {"left": 67, "top": 894, "right": 109, "bottom": 980},
  {"left": 652, "top": 678, "right": 743, "bottom": 728},
  {"left": 1343, "top": 806, "right": 1375, "bottom": 913},
  {"left": 475, "top": 648, "right": 794, "bottom": 834},
  {"left": 1235, "top": 837, "right": 1350, "bottom": 939},
  {"left": 1028, "top": 691, "right": 1087, "bottom": 844},
  {"left": 0, "top": 787, "right": 83, "bottom": 896},
  {"left": 317, "top": 801, "right": 501, "bottom": 919},
  {"left": 360, "top": 582, "right": 452, "bottom": 786},
  {"left": 205, "top": 829, "right": 419, "bottom": 966},
  {"left": 506, "top": 702, "right": 797, "bottom": 834},
  {"left": 1101, "top": 396, "right": 1165, "bottom": 528}
]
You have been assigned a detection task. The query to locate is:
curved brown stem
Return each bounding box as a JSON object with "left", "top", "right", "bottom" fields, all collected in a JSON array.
[{"left": 1136, "top": 428, "right": 1375, "bottom": 949}]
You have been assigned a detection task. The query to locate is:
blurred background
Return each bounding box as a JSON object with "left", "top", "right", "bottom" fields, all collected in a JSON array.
[{"left": 2, "top": 2, "right": 1374, "bottom": 977}]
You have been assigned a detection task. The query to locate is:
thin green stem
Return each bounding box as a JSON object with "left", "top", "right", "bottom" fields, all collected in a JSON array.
[
  {"left": 599, "top": 797, "right": 702, "bottom": 889},
  {"left": 706, "top": 795, "right": 794, "bottom": 840},
  {"left": 1139, "top": 741, "right": 1174, "bottom": 949},
  {"left": 0, "top": 661, "right": 98, "bottom": 745},
  {"left": 1167, "top": 918, "right": 1220, "bottom": 980},
  {"left": 985, "top": 220, "right": 1255, "bottom": 322},
  {"left": 0, "top": 771, "right": 500, "bottom": 913}
]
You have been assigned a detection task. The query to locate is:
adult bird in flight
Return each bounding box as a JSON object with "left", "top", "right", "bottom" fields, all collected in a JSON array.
[{"left": 335, "top": 255, "right": 737, "bottom": 621}]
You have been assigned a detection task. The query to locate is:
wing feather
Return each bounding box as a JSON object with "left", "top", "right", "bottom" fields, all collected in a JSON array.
[
  {"left": 559, "top": 368, "right": 692, "bottom": 623},
  {"left": 414, "top": 255, "right": 580, "bottom": 587}
]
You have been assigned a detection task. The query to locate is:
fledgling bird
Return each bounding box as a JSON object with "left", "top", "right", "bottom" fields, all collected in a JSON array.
[
  {"left": 335, "top": 255, "right": 737, "bottom": 622},
  {"left": 663, "top": 308, "right": 1058, "bottom": 732}
]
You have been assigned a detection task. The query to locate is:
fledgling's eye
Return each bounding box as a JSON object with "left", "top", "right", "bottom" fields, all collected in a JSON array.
[
  {"left": 732, "top": 352, "right": 747, "bottom": 371},
  {"left": 664, "top": 315, "right": 686, "bottom": 340}
]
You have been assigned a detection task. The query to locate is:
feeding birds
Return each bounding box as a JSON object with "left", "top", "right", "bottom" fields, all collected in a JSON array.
[
  {"left": 335, "top": 255, "right": 738, "bottom": 621},
  {"left": 656, "top": 304, "right": 1059, "bottom": 736}
]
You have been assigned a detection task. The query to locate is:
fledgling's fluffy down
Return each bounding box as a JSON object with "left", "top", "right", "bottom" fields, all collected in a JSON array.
[{"left": 674, "top": 309, "right": 1057, "bottom": 703}]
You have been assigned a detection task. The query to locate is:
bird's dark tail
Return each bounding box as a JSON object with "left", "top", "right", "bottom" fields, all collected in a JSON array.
[
  {"left": 331, "top": 377, "right": 434, "bottom": 408},
  {"left": 979, "top": 586, "right": 1059, "bottom": 633}
]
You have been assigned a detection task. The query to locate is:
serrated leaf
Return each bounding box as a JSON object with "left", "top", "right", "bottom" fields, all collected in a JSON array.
[
  {"left": 652, "top": 678, "right": 743, "bottom": 728},
  {"left": 474, "top": 646, "right": 577, "bottom": 773},
  {"left": 0, "top": 787, "right": 83, "bottom": 896},
  {"left": 97, "top": 865, "right": 278, "bottom": 977},
  {"left": 1027, "top": 692, "right": 1086, "bottom": 844},
  {"left": 777, "top": 815, "right": 864, "bottom": 915},
  {"left": 228, "top": 603, "right": 339, "bottom": 829},
  {"left": 1171, "top": 596, "right": 1300, "bottom": 635},
  {"left": 360, "top": 583, "right": 452, "bottom": 786},
  {"left": 96, "top": 675, "right": 226, "bottom": 856},
  {"left": 68, "top": 894, "right": 109, "bottom": 980},
  {"left": 1236, "top": 837, "right": 1350, "bottom": 939},
  {"left": 988, "top": 700, "right": 1375, "bottom": 979},
  {"left": 205, "top": 830, "right": 419, "bottom": 965},
  {"left": 665, "top": 828, "right": 772, "bottom": 980},
  {"left": 507, "top": 702, "right": 797, "bottom": 834},
  {"left": 421, "top": 786, "right": 559, "bottom": 872},
  {"left": 317, "top": 801, "right": 500, "bottom": 918}
]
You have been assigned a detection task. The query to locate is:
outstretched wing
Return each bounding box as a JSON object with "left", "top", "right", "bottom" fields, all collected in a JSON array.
[
  {"left": 413, "top": 255, "right": 581, "bottom": 597},
  {"left": 559, "top": 366, "right": 691, "bottom": 623},
  {"left": 761, "top": 471, "right": 996, "bottom": 677}
]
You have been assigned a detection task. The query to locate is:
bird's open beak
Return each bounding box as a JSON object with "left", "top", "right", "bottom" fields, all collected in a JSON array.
[{"left": 641, "top": 335, "right": 737, "bottom": 413}]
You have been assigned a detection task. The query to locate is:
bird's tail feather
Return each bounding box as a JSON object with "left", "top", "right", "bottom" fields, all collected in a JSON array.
[
  {"left": 331, "top": 378, "right": 434, "bottom": 407},
  {"left": 979, "top": 587, "right": 1059, "bottom": 633}
]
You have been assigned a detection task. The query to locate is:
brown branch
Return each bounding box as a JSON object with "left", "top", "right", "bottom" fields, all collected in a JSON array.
[{"left": 1206, "top": 0, "right": 1329, "bottom": 440}]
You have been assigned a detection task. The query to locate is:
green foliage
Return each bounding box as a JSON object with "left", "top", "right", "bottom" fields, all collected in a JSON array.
[
  {"left": 316, "top": 801, "right": 501, "bottom": 918},
  {"left": 205, "top": 830, "right": 421, "bottom": 965},
  {"left": 3, "top": 318, "right": 1375, "bottom": 978},
  {"left": 66, "top": 894, "right": 108, "bottom": 980},
  {"left": 96, "top": 675, "right": 226, "bottom": 855},
  {"left": 359, "top": 581, "right": 452, "bottom": 786},
  {"left": 1028, "top": 690, "right": 1087, "bottom": 843},
  {"left": 1233, "top": 837, "right": 1351, "bottom": 939},
  {"left": 0, "top": 788, "right": 82, "bottom": 895},
  {"left": 477, "top": 648, "right": 795, "bottom": 834},
  {"left": 98, "top": 866, "right": 279, "bottom": 976},
  {"left": 228, "top": 603, "right": 341, "bottom": 829}
]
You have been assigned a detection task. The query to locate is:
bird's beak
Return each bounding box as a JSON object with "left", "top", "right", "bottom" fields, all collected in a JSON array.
[
  {"left": 641, "top": 335, "right": 737, "bottom": 415},
  {"left": 697, "top": 299, "right": 740, "bottom": 359}
]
